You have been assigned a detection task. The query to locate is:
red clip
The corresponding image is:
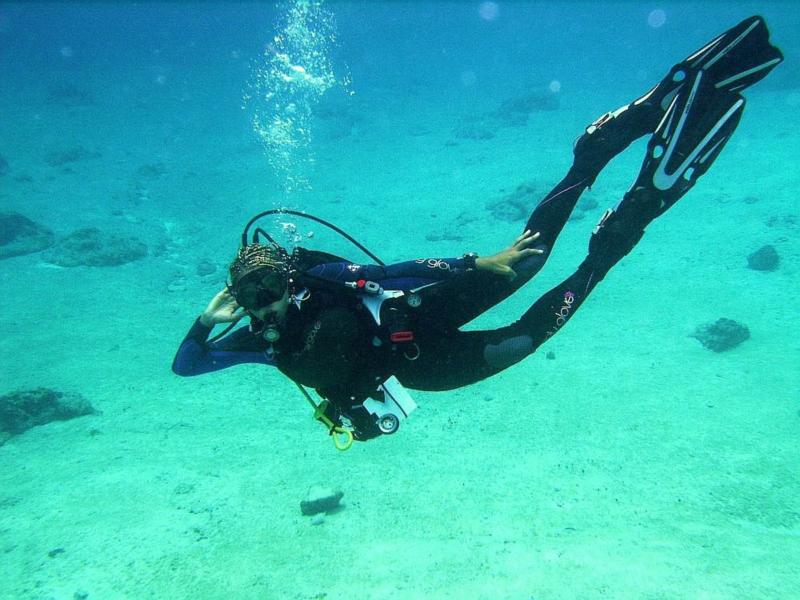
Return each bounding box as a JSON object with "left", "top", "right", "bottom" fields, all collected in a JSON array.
[
  {"left": 356, "top": 279, "right": 366, "bottom": 289},
  {"left": 390, "top": 331, "right": 414, "bottom": 343}
]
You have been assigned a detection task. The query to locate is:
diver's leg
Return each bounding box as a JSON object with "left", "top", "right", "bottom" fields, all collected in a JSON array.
[
  {"left": 527, "top": 17, "right": 782, "bottom": 239},
  {"left": 393, "top": 326, "right": 528, "bottom": 391},
  {"left": 440, "top": 15, "right": 782, "bottom": 325},
  {"left": 515, "top": 73, "right": 750, "bottom": 350},
  {"left": 417, "top": 76, "right": 661, "bottom": 332},
  {"left": 400, "top": 44, "right": 781, "bottom": 391},
  {"left": 412, "top": 158, "right": 595, "bottom": 332},
  {"left": 419, "top": 16, "right": 782, "bottom": 334},
  {"left": 395, "top": 259, "right": 607, "bottom": 391},
  {"left": 395, "top": 259, "right": 619, "bottom": 391}
]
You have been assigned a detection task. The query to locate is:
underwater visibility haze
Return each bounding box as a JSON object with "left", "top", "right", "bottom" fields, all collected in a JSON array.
[{"left": 1, "top": 1, "right": 799, "bottom": 598}]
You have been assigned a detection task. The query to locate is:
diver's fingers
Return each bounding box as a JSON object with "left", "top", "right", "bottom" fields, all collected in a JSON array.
[
  {"left": 224, "top": 292, "right": 240, "bottom": 307},
  {"left": 514, "top": 230, "right": 532, "bottom": 244},
  {"left": 514, "top": 230, "right": 541, "bottom": 248},
  {"left": 212, "top": 288, "right": 235, "bottom": 308},
  {"left": 493, "top": 262, "right": 517, "bottom": 277},
  {"left": 222, "top": 310, "right": 245, "bottom": 324},
  {"left": 208, "top": 290, "right": 227, "bottom": 310},
  {"left": 522, "top": 247, "right": 545, "bottom": 256}
]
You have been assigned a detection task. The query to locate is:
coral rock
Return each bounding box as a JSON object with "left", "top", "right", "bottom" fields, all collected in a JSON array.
[
  {"left": 0, "top": 212, "right": 55, "bottom": 260},
  {"left": 300, "top": 485, "right": 344, "bottom": 516},
  {"left": 691, "top": 318, "right": 750, "bottom": 352},
  {"left": 44, "top": 146, "right": 101, "bottom": 167},
  {"left": 746, "top": 244, "right": 779, "bottom": 271},
  {"left": 43, "top": 227, "right": 147, "bottom": 267},
  {"left": 487, "top": 183, "right": 537, "bottom": 222},
  {"left": 1, "top": 388, "right": 95, "bottom": 445}
]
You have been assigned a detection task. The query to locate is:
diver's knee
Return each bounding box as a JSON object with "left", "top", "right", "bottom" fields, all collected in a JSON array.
[{"left": 483, "top": 335, "right": 534, "bottom": 370}]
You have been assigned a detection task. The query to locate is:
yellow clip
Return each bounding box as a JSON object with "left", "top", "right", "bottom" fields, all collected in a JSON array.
[
  {"left": 330, "top": 427, "right": 354, "bottom": 451},
  {"left": 313, "top": 400, "right": 354, "bottom": 451}
]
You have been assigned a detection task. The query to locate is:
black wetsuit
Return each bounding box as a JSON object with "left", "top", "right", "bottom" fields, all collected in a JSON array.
[
  {"left": 174, "top": 14, "right": 783, "bottom": 440},
  {"left": 173, "top": 165, "right": 609, "bottom": 395}
]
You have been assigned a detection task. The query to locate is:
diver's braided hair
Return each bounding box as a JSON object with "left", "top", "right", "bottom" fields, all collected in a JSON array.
[{"left": 229, "top": 243, "right": 292, "bottom": 286}]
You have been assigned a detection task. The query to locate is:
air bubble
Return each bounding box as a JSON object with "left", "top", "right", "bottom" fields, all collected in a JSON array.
[
  {"left": 244, "top": 1, "right": 349, "bottom": 193},
  {"left": 647, "top": 9, "right": 667, "bottom": 29},
  {"left": 478, "top": 2, "right": 499, "bottom": 21}
]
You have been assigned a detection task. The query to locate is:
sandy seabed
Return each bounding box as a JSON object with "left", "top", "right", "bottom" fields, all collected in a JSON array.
[{"left": 1, "top": 5, "right": 799, "bottom": 599}]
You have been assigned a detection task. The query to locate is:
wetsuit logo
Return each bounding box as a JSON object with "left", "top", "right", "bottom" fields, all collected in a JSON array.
[
  {"left": 303, "top": 320, "right": 322, "bottom": 353},
  {"left": 545, "top": 291, "right": 575, "bottom": 338},
  {"left": 415, "top": 258, "right": 452, "bottom": 271}
]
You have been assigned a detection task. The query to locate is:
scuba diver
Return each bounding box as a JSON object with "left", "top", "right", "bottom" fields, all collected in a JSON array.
[{"left": 174, "top": 16, "right": 783, "bottom": 448}]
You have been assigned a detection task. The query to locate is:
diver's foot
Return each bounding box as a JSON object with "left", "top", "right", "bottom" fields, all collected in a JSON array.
[{"left": 572, "top": 15, "right": 782, "bottom": 183}]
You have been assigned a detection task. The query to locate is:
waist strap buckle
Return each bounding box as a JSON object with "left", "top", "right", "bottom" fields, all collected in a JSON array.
[{"left": 389, "top": 331, "right": 414, "bottom": 343}]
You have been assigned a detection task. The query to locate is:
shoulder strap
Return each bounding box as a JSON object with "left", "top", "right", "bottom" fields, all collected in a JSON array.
[{"left": 292, "top": 247, "right": 351, "bottom": 271}]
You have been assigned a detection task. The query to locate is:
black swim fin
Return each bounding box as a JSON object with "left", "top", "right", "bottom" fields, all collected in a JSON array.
[
  {"left": 633, "top": 71, "right": 745, "bottom": 212},
  {"left": 637, "top": 15, "right": 783, "bottom": 112},
  {"left": 573, "top": 15, "right": 782, "bottom": 182},
  {"left": 583, "top": 71, "right": 745, "bottom": 273}
]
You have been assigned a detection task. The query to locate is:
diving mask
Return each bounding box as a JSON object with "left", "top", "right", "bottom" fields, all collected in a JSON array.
[{"left": 229, "top": 269, "right": 287, "bottom": 311}]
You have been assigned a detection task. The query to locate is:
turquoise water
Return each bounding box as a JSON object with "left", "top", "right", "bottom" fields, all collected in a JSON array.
[{"left": 1, "top": 2, "right": 798, "bottom": 598}]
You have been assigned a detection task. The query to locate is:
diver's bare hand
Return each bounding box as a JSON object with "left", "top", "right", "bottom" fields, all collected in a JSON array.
[
  {"left": 200, "top": 289, "right": 244, "bottom": 327},
  {"left": 476, "top": 230, "right": 544, "bottom": 280}
]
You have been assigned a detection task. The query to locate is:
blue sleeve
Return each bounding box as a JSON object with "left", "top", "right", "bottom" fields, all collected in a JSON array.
[
  {"left": 307, "top": 257, "right": 472, "bottom": 290},
  {"left": 172, "top": 318, "right": 275, "bottom": 377}
]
